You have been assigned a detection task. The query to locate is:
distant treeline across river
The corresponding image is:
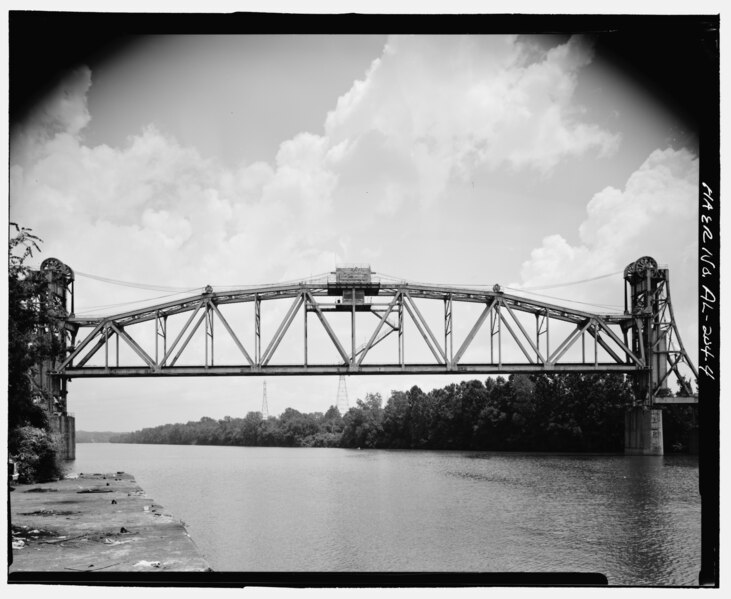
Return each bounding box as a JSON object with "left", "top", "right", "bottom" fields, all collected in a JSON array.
[{"left": 109, "top": 374, "right": 696, "bottom": 453}]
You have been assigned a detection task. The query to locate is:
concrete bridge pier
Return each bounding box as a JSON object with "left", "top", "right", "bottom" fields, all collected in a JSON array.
[
  {"left": 625, "top": 407, "right": 663, "bottom": 455},
  {"left": 50, "top": 413, "right": 76, "bottom": 460}
]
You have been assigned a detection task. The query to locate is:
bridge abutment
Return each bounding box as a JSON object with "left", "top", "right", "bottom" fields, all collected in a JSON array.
[{"left": 624, "top": 407, "right": 663, "bottom": 455}]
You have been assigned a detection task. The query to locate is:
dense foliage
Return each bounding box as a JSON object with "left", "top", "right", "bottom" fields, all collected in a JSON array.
[
  {"left": 12, "top": 426, "right": 65, "bottom": 483},
  {"left": 342, "top": 374, "right": 637, "bottom": 452},
  {"left": 111, "top": 405, "right": 345, "bottom": 448},
  {"left": 110, "top": 373, "right": 695, "bottom": 453},
  {"left": 8, "top": 224, "right": 65, "bottom": 482}
]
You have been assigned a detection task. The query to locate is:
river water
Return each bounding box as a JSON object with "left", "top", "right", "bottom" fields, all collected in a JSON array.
[{"left": 70, "top": 444, "right": 700, "bottom": 585}]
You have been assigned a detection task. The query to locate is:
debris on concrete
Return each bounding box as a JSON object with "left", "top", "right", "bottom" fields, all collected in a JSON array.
[{"left": 8, "top": 472, "right": 211, "bottom": 573}]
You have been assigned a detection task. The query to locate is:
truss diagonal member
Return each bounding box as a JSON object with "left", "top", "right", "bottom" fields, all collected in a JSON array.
[
  {"left": 75, "top": 326, "right": 113, "bottom": 368},
  {"left": 402, "top": 295, "right": 445, "bottom": 365},
  {"left": 594, "top": 318, "right": 643, "bottom": 366},
  {"left": 58, "top": 321, "right": 105, "bottom": 371},
  {"left": 170, "top": 310, "right": 207, "bottom": 367},
  {"left": 369, "top": 308, "right": 399, "bottom": 331},
  {"left": 356, "top": 293, "right": 401, "bottom": 367},
  {"left": 652, "top": 354, "right": 683, "bottom": 394},
  {"left": 502, "top": 300, "right": 545, "bottom": 363},
  {"left": 497, "top": 308, "right": 535, "bottom": 364},
  {"left": 109, "top": 322, "right": 156, "bottom": 369},
  {"left": 453, "top": 299, "right": 496, "bottom": 365},
  {"left": 160, "top": 299, "right": 205, "bottom": 367},
  {"left": 663, "top": 277, "right": 699, "bottom": 379},
  {"left": 547, "top": 318, "right": 593, "bottom": 364},
  {"left": 261, "top": 294, "right": 304, "bottom": 366},
  {"left": 651, "top": 322, "right": 672, "bottom": 351},
  {"left": 585, "top": 325, "right": 624, "bottom": 364},
  {"left": 305, "top": 291, "right": 351, "bottom": 365},
  {"left": 208, "top": 302, "right": 254, "bottom": 366},
  {"left": 355, "top": 327, "right": 395, "bottom": 358},
  {"left": 403, "top": 291, "right": 446, "bottom": 364}
]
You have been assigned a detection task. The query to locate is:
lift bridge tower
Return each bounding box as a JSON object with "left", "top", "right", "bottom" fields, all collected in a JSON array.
[
  {"left": 32, "top": 258, "right": 76, "bottom": 459},
  {"left": 622, "top": 256, "right": 698, "bottom": 455}
]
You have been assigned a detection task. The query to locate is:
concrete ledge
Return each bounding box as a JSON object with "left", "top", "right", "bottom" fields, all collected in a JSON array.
[
  {"left": 653, "top": 396, "right": 698, "bottom": 405},
  {"left": 9, "top": 472, "right": 211, "bottom": 573}
]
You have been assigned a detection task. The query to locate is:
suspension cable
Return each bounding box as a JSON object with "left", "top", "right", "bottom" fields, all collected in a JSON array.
[
  {"left": 518, "top": 270, "right": 624, "bottom": 291},
  {"left": 73, "top": 289, "right": 202, "bottom": 315},
  {"left": 374, "top": 269, "right": 623, "bottom": 291},
  {"left": 503, "top": 287, "right": 624, "bottom": 311},
  {"left": 74, "top": 270, "right": 196, "bottom": 292},
  {"left": 375, "top": 271, "right": 624, "bottom": 312}
]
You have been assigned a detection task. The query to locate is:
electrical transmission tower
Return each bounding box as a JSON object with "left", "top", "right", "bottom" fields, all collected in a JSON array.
[
  {"left": 336, "top": 375, "right": 349, "bottom": 414},
  {"left": 261, "top": 381, "right": 269, "bottom": 419}
]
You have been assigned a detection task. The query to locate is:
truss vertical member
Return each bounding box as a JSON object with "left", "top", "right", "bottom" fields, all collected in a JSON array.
[
  {"left": 261, "top": 381, "right": 269, "bottom": 419},
  {"left": 336, "top": 375, "right": 349, "bottom": 414}
]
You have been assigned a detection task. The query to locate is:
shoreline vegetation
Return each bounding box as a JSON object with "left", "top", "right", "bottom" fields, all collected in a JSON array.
[
  {"left": 9, "top": 225, "right": 67, "bottom": 484},
  {"left": 109, "top": 375, "right": 696, "bottom": 453}
]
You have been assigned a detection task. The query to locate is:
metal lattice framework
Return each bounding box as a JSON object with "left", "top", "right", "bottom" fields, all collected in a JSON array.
[{"left": 42, "top": 260, "right": 696, "bottom": 405}]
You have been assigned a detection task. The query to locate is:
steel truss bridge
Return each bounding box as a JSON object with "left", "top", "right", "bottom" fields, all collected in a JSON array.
[{"left": 37, "top": 257, "right": 697, "bottom": 408}]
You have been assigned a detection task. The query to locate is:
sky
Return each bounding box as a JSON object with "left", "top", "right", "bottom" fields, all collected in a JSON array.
[{"left": 8, "top": 24, "right": 711, "bottom": 432}]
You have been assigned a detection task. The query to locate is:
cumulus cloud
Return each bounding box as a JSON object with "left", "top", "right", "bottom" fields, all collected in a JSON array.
[
  {"left": 518, "top": 147, "right": 699, "bottom": 362},
  {"left": 9, "top": 84, "right": 341, "bottom": 308},
  {"left": 326, "top": 35, "right": 619, "bottom": 208},
  {"left": 520, "top": 147, "right": 698, "bottom": 285},
  {"left": 10, "top": 34, "right": 621, "bottom": 315}
]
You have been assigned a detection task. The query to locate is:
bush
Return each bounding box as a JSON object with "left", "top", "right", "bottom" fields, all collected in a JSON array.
[{"left": 11, "top": 426, "right": 65, "bottom": 483}]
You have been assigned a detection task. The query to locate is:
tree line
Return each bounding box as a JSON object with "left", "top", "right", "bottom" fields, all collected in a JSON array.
[{"left": 110, "top": 374, "right": 696, "bottom": 453}]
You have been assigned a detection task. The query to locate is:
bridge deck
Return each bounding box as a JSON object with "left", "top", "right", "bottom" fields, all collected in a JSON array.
[{"left": 62, "top": 363, "right": 644, "bottom": 377}]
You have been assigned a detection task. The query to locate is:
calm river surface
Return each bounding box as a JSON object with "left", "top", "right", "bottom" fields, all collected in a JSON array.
[{"left": 70, "top": 444, "right": 700, "bottom": 585}]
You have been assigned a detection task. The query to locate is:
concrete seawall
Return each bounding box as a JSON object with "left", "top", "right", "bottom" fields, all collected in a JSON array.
[{"left": 9, "top": 472, "right": 211, "bottom": 574}]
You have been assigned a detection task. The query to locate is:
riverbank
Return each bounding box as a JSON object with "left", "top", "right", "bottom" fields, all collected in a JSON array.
[{"left": 8, "top": 471, "right": 211, "bottom": 574}]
